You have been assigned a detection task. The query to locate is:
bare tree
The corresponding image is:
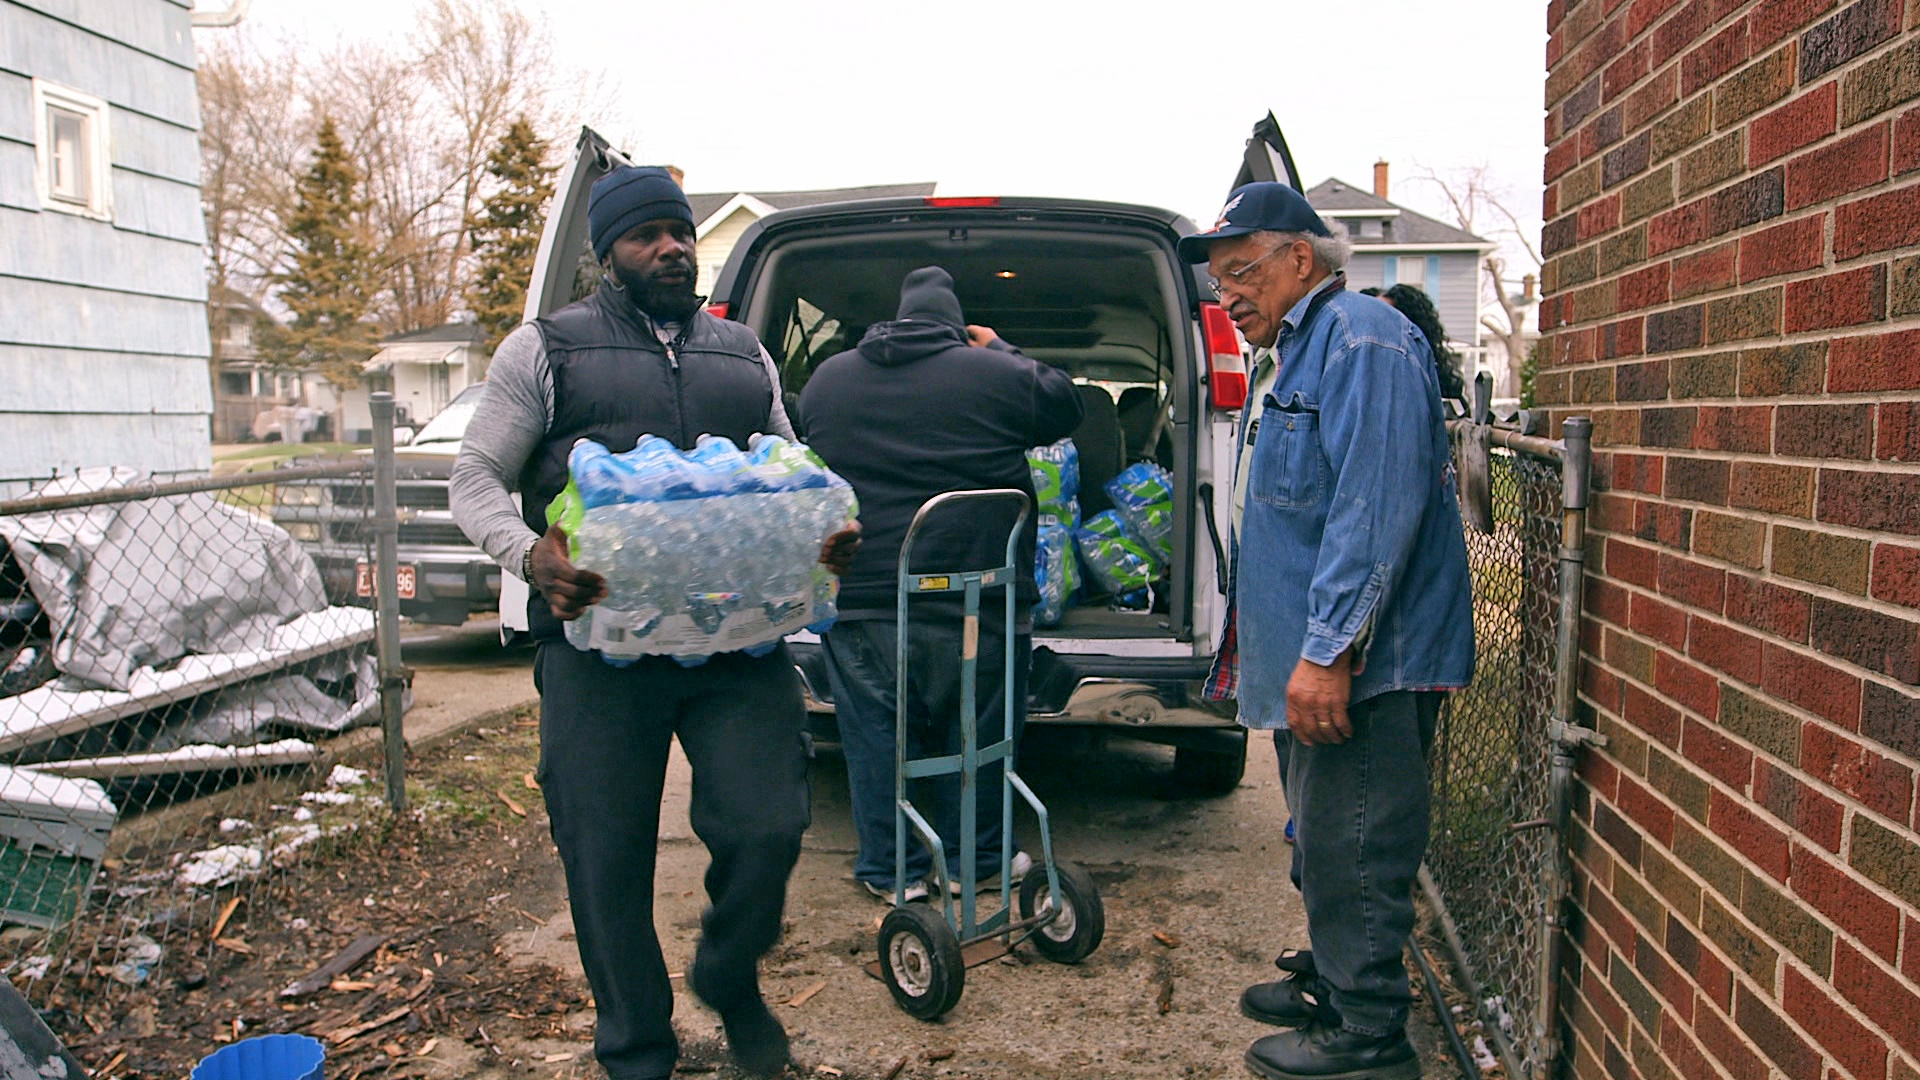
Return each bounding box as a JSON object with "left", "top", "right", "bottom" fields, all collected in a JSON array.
[{"left": 1411, "top": 165, "right": 1542, "bottom": 399}]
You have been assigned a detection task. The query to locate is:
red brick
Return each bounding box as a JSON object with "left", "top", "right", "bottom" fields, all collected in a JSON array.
[
  {"left": 1784, "top": 264, "right": 1889, "bottom": 332},
  {"left": 1802, "top": 721, "right": 1915, "bottom": 820},
  {"left": 1659, "top": 1010, "right": 1717, "bottom": 1080},
  {"left": 1673, "top": 242, "right": 1740, "bottom": 297},
  {"left": 1812, "top": 596, "right": 1920, "bottom": 684},
  {"left": 1634, "top": 934, "right": 1697, "bottom": 1019},
  {"left": 1620, "top": 262, "right": 1674, "bottom": 310},
  {"left": 1630, "top": 0, "right": 1686, "bottom": 38},
  {"left": 1605, "top": 39, "right": 1653, "bottom": 102},
  {"left": 1599, "top": 316, "right": 1646, "bottom": 360},
  {"left": 1748, "top": 0, "right": 1840, "bottom": 49},
  {"left": 1776, "top": 402, "right": 1875, "bottom": 460},
  {"left": 1880, "top": 402, "right": 1920, "bottom": 462},
  {"left": 1893, "top": 105, "right": 1920, "bottom": 175},
  {"left": 1610, "top": 538, "right": 1663, "bottom": 589},
  {"left": 1684, "top": 715, "right": 1757, "bottom": 787},
  {"left": 1660, "top": 552, "right": 1729, "bottom": 611},
  {"left": 1906, "top": 914, "right": 1920, "bottom": 984},
  {"left": 1836, "top": 183, "right": 1920, "bottom": 260},
  {"left": 1764, "top": 643, "right": 1864, "bottom": 727},
  {"left": 1750, "top": 81, "right": 1840, "bottom": 166},
  {"left": 1694, "top": 404, "right": 1773, "bottom": 453},
  {"left": 1873, "top": 544, "right": 1920, "bottom": 609},
  {"left": 1619, "top": 771, "right": 1680, "bottom": 843},
  {"left": 1818, "top": 467, "right": 1920, "bottom": 536},
  {"left": 1625, "top": 64, "right": 1682, "bottom": 132},
  {"left": 1652, "top": 198, "right": 1713, "bottom": 254},
  {"left": 1729, "top": 461, "right": 1815, "bottom": 516},
  {"left": 1580, "top": 193, "right": 1625, "bottom": 241},
  {"left": 1634, "top": 591, "right": 1693, "bottom": 650},
  {"left": 1657, "top": 650, "right": 1723, "bottom": 718},
  {"left": 1636, "top": 499, "right": 1692, "bottom": 547},
  {"left": 1735, "top": 982, "right": 1824, "bottom": 1079},
  {"left": 1612, "top": 452, "right": 1666, "bottom": 495},
  {"left": 1683, "top": 20, "right": 1751, "bottom": 97},
  {"left": 1796, "top": 848, "right": 1902, "bottom": 961},
  {"left": 1595, "top": 797, "right": 1646, "bottom": 867},
  {"left": 1547, "top": 136, "right": 1583, "bottom": 185},
  {"left": 1711, "top": 787, "right": 1793, "bottom": 878},
  {"left": 1583, "top": 744, "right": 1624, "bottom": 802},
  {"left": 1585, "top": 657, "right": 1627, "bottom": 714},
  {"left": 1698, "top": 997, "right": 1770, "bottom": 1079},
  {"left": 1739, "top": 213, "right": 1827, "bottom": 282},
  {"left": 1727, "top": 572, "right": 1813, "bottom": 641},
  {"left": 1838, "top": 938, "right": 1920, "bottom": 1052},
  {"left": 1829, "top": 328, "right": 1920, "bottom": 392},
  {"left": 1785, "top": 122, "right": 1890, "bottom": 209},
  {"left": 1689, "top": 616, "right": 1765, "bottom": 685},
  {"left": 1627, "top": 680, "right": 1686, "bottom": 747},
  {"left": 1757, "top": 758, "right": 1848, "bottom": 850},
  {"left": 1782, "top": 964, "right": 1889, "bottom": 1080}
]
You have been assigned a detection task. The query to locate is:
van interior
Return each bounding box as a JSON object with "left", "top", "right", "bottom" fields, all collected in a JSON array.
[{"left": 741, "top": 228, "right": 1189, "bottom": 632}]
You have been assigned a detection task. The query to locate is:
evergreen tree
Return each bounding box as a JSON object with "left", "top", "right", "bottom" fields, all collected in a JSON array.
[
  {"left": 465, "top": 117, "right": 556, "bottom": 352},
  {"left": 263, "top": 116, "right": 376, "bottom": 389}
]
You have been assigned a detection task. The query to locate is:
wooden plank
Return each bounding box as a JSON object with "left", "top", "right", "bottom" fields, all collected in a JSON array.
[
  {"left": 0, "top": 71, "right": 31, "bottom": 144},
  {"left": 0, "top": 5, "right": 199, "bottom": 128},
  {"left": 0, "top": 205, "right": 207, "bottom": 300},
  {"left": 0, "top": 608, "right": 375, "bottom": 754},
  {"left": 0, "top": 411, "right": 212, "bottom": 494},
  {"left": 280, "top": 933, "right": 388, "bottom": 999},
  {"left": 107, "top": 106, "right": 200, "bottom": 186},
  {"left": 7, "top": 0, "right": 198, "bottom": 69},
  {"left": 0, "top": 275, "right": 209, "bottom": 356},
  {"left": 0, "top": 141, "right": 38, "bottom": 214},
  {"left": 28, "top": 738, "right": 321, "bottom": 779},
  {"left": 107, "top": 167, "right": 203, "bottom": 243},
  {"left": 0, "top": 344, "right": 207, "bottom": 415}
]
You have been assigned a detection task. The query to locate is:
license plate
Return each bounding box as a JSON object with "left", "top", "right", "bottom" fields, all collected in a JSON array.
[{"left": 356, "top": 561, "right": 416, "bottom": 600}]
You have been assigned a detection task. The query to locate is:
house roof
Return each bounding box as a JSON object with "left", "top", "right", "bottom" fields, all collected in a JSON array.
[
  {"left": 1304, "top": 178, "right": 1491, "bottom": 248},
  {"left": 687, "top": 182, "right": 937, "bottom": 227},
  {"left": 380, "top": 323, "right": 486, "bottom": 346}
]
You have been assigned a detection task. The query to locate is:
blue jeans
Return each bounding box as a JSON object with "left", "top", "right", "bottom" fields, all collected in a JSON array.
[
  {"left": 1278, "top": 690, "right": 1440, "bottom": 1037},
  {"left": 822, "top": 618, "right": 1028, "bottom": 890}
]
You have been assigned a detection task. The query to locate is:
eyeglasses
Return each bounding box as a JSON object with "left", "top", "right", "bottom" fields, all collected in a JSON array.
[{"left": 1207, "top": 245, "right": 1285, "bottom": 298}]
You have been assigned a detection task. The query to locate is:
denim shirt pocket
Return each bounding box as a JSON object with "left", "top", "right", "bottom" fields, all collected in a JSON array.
[{"left": 1249, "top": 392, "right": 1324, "bottom": 510}]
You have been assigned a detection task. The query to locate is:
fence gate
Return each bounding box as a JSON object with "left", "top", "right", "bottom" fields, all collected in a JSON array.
[{"left": 1426, "top": 416, "right": 1600, "bottom": 1080}]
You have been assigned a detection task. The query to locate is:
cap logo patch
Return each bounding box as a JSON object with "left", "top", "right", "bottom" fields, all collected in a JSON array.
[{"left": 1212, "top": 193, "right": 1245, "bottom": 231}]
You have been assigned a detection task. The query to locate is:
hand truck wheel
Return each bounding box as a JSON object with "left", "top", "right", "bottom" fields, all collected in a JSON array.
[
  {"left": 877, "top": 902, "right": 965, "bottom": 1019},
  {"left": 1018, "top": 861, "right": 1105, "bottom": 963}
]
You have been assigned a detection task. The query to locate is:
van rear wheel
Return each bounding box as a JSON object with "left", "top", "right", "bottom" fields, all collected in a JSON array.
[{"left": 1172, "top": 736, "right": 1247, "bottom": 797}]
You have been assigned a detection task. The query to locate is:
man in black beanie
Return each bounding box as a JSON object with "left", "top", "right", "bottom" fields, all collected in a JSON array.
[
  {"left": 797, "top": 267, "right": 1083, "bottom": 904},
  {"left": 451, "top": 164, "right": 852, "bottom": 1079}
]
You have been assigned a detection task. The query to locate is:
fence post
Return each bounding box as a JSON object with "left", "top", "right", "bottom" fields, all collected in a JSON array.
[
  {"left": 1534, "top": 416, "right": 1602, "bottom": 1078},
  {"left": 370, "top": 392, "right": 408, "bottom": 814}
]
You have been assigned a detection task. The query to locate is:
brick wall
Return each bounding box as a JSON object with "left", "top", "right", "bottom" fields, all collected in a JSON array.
[{"left": 1539, "top": 0, "right": 1920, "bottom": 1076}]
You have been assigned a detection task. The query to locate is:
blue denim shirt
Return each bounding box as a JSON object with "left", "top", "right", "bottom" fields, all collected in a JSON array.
[{"left": 1229, "top": 277, "right": 1475, "bottom": 729}]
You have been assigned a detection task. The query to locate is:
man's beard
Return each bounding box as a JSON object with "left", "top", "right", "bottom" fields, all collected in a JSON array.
[{"left": 613, "top": 261, "right": 701, "bottom": 322}]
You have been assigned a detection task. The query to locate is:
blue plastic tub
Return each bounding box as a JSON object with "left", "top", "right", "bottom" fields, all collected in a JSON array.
[{"left": 191, "top": 1034, "right": 326, "bottom": 1080}]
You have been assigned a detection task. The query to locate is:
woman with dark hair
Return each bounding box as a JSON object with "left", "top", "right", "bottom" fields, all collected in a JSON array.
[{"left": 1365, "top": 284, "right": 1466, "bottom": 402}]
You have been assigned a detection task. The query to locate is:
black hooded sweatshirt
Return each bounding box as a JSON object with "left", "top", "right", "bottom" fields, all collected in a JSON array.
[{"left": 797, "top": 267, "right": 1084, "bottom": 620}]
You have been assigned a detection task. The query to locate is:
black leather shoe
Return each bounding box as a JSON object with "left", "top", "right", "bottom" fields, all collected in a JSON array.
[
  {"left": 1240, "top": 949, "right": 1340, "bottom": 1028},
  {"left": 1245, "top": 1024, "right": 1421, "bottom": 1080}
]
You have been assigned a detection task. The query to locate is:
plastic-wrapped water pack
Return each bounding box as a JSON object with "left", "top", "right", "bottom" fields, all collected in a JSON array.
[
  {"left": 1027, "top": 438, "right": 1080, "bottom": 527},
  {"left": 1074, "top": 511, "right": 1154, "bottom": 610},
  {"left": 1033, "top": 521, "right": 1078, "bottom": 627},
  {"left": 550, "top": 434, "right": 857, "bottom": 666},
  {"left": 1106, "top": 462, "right": 1174, "bottom": 567}
]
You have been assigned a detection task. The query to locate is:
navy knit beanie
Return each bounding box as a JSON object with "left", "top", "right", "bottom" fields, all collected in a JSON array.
[
  {"left": 895, "top": 266, "right": 966, "bottom": 329},
  {"left": 589, "top": 166, "right": 694, "bottom": 260}
]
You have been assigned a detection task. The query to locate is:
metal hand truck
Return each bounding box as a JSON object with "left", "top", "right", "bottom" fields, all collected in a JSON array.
[{"left": 869, "top": 489, "right": 1105, "bottom": 1020}]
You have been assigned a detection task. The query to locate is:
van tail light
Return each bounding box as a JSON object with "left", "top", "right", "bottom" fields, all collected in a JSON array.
[
  {"left": 1201, "top": 302, "right": 1248, "bottom": 410},
  {"left": 704, "top": 302, "right": 730, "bottom": 319},
  {"left": 925, "top": 196, "right": 1000, "bottom": 208}
]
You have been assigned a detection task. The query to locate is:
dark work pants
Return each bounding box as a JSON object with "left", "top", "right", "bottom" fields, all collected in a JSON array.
[
  {"left": 534, "top": 643, "right": 811, "bottom": 1080},
  {"left": 822, "top": 618, "right": 1028, "bottom": 890},
  {"left": 1278, "top": 690, "right": 1440, "bottom": 1038}
]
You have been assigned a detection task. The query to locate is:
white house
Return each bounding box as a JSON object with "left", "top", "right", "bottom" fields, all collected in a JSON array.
[
  {"left": 686, "top": 182, "right": 936, "bottom": 297},
  {"left": 329, "top": 323, "right": 488, "bottom": 442},
  {"left": 0, "top": 0, "right": 212, "bottom": 496}
]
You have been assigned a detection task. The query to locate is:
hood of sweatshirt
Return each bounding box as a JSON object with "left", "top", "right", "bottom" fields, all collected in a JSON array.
[{"left": 856, "top": 265, "right": 971, "bottom": 367}]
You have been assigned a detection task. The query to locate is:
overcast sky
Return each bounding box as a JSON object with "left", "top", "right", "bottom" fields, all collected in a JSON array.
[{"left": 212, "top": 0, "right": 1549, "bottom": 275}]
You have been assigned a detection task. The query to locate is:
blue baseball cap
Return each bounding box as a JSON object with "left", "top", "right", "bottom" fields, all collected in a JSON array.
[{"left": 1177, "top": 182, "right": 1331, "bottom": 263}]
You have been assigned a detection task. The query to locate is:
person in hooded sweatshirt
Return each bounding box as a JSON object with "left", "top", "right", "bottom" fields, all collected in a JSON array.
[{"left": 797, "top": 266, "right": 1084, "bottom": 903}]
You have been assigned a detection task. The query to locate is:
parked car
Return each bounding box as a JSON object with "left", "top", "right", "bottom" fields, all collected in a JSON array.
[
  {"left": 270, "top": 385, "right": 502, "bottom": 626},
  {"left": 500, "top": 118, "right": 1305, "bottom": 794}
]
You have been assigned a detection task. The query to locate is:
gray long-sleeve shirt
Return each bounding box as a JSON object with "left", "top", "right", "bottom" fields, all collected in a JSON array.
[{"left": 448, "top": 317, "right": 795, "bottom": 576}]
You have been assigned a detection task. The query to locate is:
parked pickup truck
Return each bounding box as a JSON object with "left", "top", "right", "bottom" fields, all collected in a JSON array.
[
  {"left": 269, "top": 389, "right": 503, "bottom": 626},
  {"left": 496, "top": 118, "right": 1306, "bottom": 795}
]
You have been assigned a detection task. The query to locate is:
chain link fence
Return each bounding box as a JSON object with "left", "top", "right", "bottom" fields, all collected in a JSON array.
[
  {"left": 1425, "top": 417, "right": 1594, "bottom": 1080},
  {"left": 0, "top": 434, "right": 408, "bottom": 1021}
]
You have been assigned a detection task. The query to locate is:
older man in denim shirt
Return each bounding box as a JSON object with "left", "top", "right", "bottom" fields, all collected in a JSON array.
[{"left": 1181, "top": 183, "right": 1474, "bottom": 1080}]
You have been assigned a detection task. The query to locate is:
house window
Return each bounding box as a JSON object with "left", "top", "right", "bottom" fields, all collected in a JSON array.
[
  {"left": 1396, "top": 256, "right": 1427, "bottom": 291},
  {"left": 226, "top": 321, "right": 252, "bottom": 349},
  {"left": 218, "top": 371, "right": 253, "bottom": 397},
  {"left": 32, "top": 80, "right": 111, "bottom": 219}
]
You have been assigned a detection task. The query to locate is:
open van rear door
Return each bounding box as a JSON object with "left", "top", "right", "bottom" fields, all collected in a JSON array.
[
  {"left": 1231, "top": 112, "right": 1303, "bottom": 193},
  {"left": 501, "top": 127, "right": 633, "bottom": 641}
]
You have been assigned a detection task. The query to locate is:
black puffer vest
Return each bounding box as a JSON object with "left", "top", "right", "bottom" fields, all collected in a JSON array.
[{"left": 519, "top": 282, "right": 774, "bottom": 639}]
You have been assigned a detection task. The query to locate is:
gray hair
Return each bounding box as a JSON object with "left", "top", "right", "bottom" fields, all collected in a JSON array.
[{"left": 1256, "top": 221, "right": 1352, "bottom": 271}]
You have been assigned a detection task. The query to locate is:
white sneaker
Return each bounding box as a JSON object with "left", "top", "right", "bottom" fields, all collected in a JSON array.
[
  {"left": 942, "top": 851, "right": 1034, "bottom": 897},
  {"left": 863, "top": 879, "right": 929, "bottom": 904}
]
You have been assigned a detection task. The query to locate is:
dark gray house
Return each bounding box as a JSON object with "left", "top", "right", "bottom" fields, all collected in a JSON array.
[
  {"left": 1305, "top": 172, "right": 1496, "bottom": 382},
  {"left": 0, "top": 0, "right": 212, "bottom": 496}
]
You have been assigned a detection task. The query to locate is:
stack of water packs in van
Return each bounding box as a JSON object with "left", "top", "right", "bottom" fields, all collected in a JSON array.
[
  {"left": 549, "top": 434, "right": 858, "bottom": 666},
  {"left": 1027, "top": 439, "right": 1080, "bottom": 627},
  {"left": 1075, "top": 463, "right": 1174, "bottom": 611}
]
